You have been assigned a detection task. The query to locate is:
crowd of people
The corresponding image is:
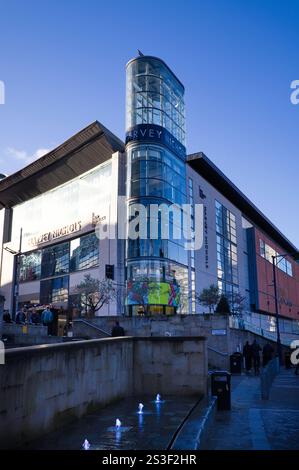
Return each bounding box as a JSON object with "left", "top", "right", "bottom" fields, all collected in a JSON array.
[
  {"left": 243, "top": 339, "right": 274, "bottom": 375},
  {"left": 3, "top": 305, "right": 57, "bottom": 335}
]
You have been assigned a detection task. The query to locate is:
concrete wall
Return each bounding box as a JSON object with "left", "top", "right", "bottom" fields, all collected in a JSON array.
[
  {"left": 74, "top": 314, "right": 230, "bottom": 368},
  {"left": 0, "top": 335, "right": 207, "bottom": 448},
  {"left": 133, "top": 337, "right": 207, "bottom": 396},
  {"left": 2, "top": 323, "right": 63, "bottom": 346}
]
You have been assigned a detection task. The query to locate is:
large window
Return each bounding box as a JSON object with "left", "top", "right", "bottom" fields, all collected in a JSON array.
[
  {"left": 126, "top": 57, "right": 186, "bottom": 145},
  {"left": 259, "top": 239, "right": 293, "bottom": 277},
  {"left": 215, "top": 201, "right": 239, "bottom": 305},
  {"left": 70, "top": 232, "right": 99, "bottom": 271},
  {"left": 40, "top": 276, "right": 69, "bottom": 305},
  {"left": 19, "top": 251, "right": 41, "bottom": 282},
  {"left": 129, "top": 145, "right": 186, "bottom": 205},
  {"left": 41, "top": 242, "right": 69, "bottom": 278},
  {"left": 18, "top": 231, "right": 99, "bottom": 283}
]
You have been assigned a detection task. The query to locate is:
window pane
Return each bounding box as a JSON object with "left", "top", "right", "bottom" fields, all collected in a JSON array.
[
  {"left": 41, "top": 242, "right": 69, "bottom": 278},
  {"left": 70, "top": 232, "right": 99, "bottom": 272},
  {"left": 19, "top": 251, "right": 41, "bottom": 282}
]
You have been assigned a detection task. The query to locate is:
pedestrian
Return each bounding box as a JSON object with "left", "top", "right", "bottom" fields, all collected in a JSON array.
[
  {"left": 243, "top": 341, "right": 252, "bottom": 373},
  {"left": 111, "top": 320, "right": 125, "bottom": 337},
  {"left": 3, "top": 311, "right": 12, "bottom": 323},
  {"left": 262, "top": 342, "right": 274, "bottom": 367},
  {"left": 251, "top": 339, "right": 261, "bottom": 375},
  {"left": 15, "top": 308, "right": 26, "bottom": 324},
  {"left": 30, "top": 308, "right": 40, "bottom": 325},
  {"left": 41, "top": 305, "right": 54, "bottom": 335}
]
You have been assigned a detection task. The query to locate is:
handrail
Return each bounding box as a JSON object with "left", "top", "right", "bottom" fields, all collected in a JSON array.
[
  {"left": 73, "top": 318, "right": 111, "bottom": 337},
  {"left": 208, "top": 346, "right": 228, "bottom": 357}
]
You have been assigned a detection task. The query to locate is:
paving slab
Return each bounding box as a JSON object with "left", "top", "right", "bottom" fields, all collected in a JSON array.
[{"left": 205, "top": 369, "right": 299, "bottom": 450}]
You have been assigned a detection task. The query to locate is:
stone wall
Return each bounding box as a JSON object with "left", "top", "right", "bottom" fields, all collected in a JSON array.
[
  {"left": 73, "top": 314, "right": 230, "bottom": 369},
  {"left": 2, "top": 323, "right": 58, "bottom": 346},
  {"left": 133, "top": 337, "right": 208, "bottom": 396},
  {"left": 0, "top": 335, "right": 207, "bottom": 448}
]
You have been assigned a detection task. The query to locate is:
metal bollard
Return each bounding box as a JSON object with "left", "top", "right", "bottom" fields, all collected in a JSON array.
[
  {"left": 0, "top": 340, "right": 5, "bottom": 365},
  {"left": 261, "top": 370, "right": 269, "bottom": 400}
]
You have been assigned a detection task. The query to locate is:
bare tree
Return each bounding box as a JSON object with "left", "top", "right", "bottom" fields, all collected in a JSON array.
[
  {"left": 231, "top": 292, "right": 247, "bottom": 317},
  {"left": 74, "top": 274, "right": 116, "bottom": 317},
  {"left": 195, "top": 284, "right": 220, "bottom": 313}
]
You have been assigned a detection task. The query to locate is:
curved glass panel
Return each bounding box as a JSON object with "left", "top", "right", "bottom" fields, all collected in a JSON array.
[{"left": 126, "top": 57, "right": 186, "bottom": 146}]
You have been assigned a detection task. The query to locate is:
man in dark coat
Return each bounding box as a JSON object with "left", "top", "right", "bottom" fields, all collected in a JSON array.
[
  {"left": 251, "top": 340, "right": 262, "bottom": 375},
  {"left": 111, "top": 320, "right": 125, "bottom": 337},
  {"left": 243, "top": 341, "right": 252, "bottom": 373}
]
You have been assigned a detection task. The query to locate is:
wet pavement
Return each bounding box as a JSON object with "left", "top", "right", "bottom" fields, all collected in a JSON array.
[
  {"left": 26, "top": 395, "right": 200, "bottom": 450},
  {"left": 205, "top": 369, "right": 299, "bottom": 450}
]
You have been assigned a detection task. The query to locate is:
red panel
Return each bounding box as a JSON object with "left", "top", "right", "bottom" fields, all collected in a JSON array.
[{"left": 254, "top": 228, "right": 299, "bottom": 320}]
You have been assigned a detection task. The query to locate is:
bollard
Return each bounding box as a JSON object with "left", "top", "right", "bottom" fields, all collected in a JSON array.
[
  {"left": 261, "top": 370, "right": 269, "bottom": 400},
  {"left": 0, "top": 340, "right": 5, "bottom": 365},
  {"left": 261, "top": 357, "right": 279, "bottom": 400}
]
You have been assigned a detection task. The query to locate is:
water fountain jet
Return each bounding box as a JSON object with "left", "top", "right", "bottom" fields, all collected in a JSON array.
[
  {"left": 115, "top": 418, "right": 122, "bottom": 429},
  {"left": 138, "top": 403, "right": 144, "bottom": 414},
  {"left": 82, "top": 438, "right": 90, "bottom": 450},
  {"left": 155, "top": 394, "right": 161, "bottom": 403}
]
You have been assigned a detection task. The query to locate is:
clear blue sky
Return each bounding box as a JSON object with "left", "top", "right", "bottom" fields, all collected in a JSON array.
[{"left": 0, "top": 0, "right": 298, "bottom": 246}]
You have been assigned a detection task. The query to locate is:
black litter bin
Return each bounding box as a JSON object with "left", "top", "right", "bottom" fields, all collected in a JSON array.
[
  {"left": 211, "top": 371, "right": 231, "bottom": 410},
  {"left": 285, "top": 352, "right": 292, "bottom": 369},
  {"left": 230, "top": 352, "right": 242, "bottom": 374}
]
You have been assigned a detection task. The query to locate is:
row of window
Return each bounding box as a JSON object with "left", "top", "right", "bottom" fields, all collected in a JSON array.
[
  {"left": 259, "top": 239, "right": 293, "bottom": 276},
  {"left": 128, "top": 145, "right": 187, "bottom": 205},
  {"left": 19, "top": 232, "right": 99, "bottom": 282},
  {"left": 40, "top": 275, "right": 69, "bottom": 305},
  {"left": 127, "top": 259, "right": 186, "bottom": 283},
  {"left": 130, "top": 178, "right": 187, "bottom": 205},
  {"left": 188, "top": 178, "right": 196, "bottom": 313},
  {"left": 128, "top": 238, "right": 188, "bottom": 266},
  {"left": 130, "top": 146, "right": 185, "bottom": 174},
  {"left": 132, "top": 106, "right": 185, "bottom": 144},
  {"left": 131, "top": 158, "right": 186, "bottom": 193},
  {"left": 215, "top": 200, "right": 237, "bottom": 244},
  {"left": 126, "top": 58, "right": 185, "bottom": 145},
  {"left": 215, "top": 201, "right": 239, "bottom": 299}
]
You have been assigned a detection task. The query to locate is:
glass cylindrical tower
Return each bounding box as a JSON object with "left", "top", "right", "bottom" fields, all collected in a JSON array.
[{"left": 125, "top": 55, "right": 188, "bottom": 316}]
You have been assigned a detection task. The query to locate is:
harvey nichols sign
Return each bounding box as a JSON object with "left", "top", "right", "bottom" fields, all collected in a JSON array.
[
  {"left": 126, "top": 124, "right": 186, "bottom": 160},
  {"left": 28, "top": 221, "right": 82, "bottom": 247}
]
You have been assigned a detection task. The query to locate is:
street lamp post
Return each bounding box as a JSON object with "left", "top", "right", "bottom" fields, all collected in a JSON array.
[
  {"left": 272, "top": 255, "right": 282, "bottom": 365},
  {"left": 271, "top": 251, "right": 299, "bottom": 366},
  {"left": 3, "top": 228, "right": 23, "bottom": 318}
]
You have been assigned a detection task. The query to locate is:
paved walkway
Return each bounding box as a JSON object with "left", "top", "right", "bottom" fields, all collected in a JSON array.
[{"left": 206, "top": 369, "right": 299, "bottom": 450}]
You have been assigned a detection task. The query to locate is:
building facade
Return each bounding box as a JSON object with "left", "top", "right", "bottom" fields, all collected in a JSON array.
[
  {"left": 0, "top": 54, "right": 298, "bottom": 330},
  {"left": 125, "top": 56, "right": 188, "bottom": 315}
]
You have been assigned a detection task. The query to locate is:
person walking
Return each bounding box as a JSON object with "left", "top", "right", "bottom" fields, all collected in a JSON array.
[
  {"left": 243, "top": 341, "right": 252, "bottom": 373},
  {"left": 111, "top": 320, "right": 125, "bottom": 337},
  {"left": 15, "top": 308, "right": 26, "bottom": 324},
  {"left": 262, "top": 342, "right": 274, "bottom": 367},
  {"left": 251, "top": 339, "right": 261, "bottom": 375},
  {"left": 41, "top": 305, "right": 53, "bottom": 335},
  {"left": 30, "top": 308, "right": 40, "bottom": 325}
]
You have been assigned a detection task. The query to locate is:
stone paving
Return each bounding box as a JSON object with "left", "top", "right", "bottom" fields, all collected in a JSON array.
[{"left": 205, "top": 369, "right": 299, "bottom": 450}]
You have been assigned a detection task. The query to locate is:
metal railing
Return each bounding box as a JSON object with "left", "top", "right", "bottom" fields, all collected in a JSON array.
[
  {"left": 207, "top": 346, "right": 228, "bottom": 357},
  {"left": 72, "top": 319, "right": 111, "bottom": 337}
]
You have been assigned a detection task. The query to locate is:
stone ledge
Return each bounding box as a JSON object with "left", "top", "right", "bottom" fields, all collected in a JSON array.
[
  {"left": 4, "top": 336, "right": 207, "bottom": 361},
  {"left": 170, "top": 396, "right": 217, "bottom": 450}
]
